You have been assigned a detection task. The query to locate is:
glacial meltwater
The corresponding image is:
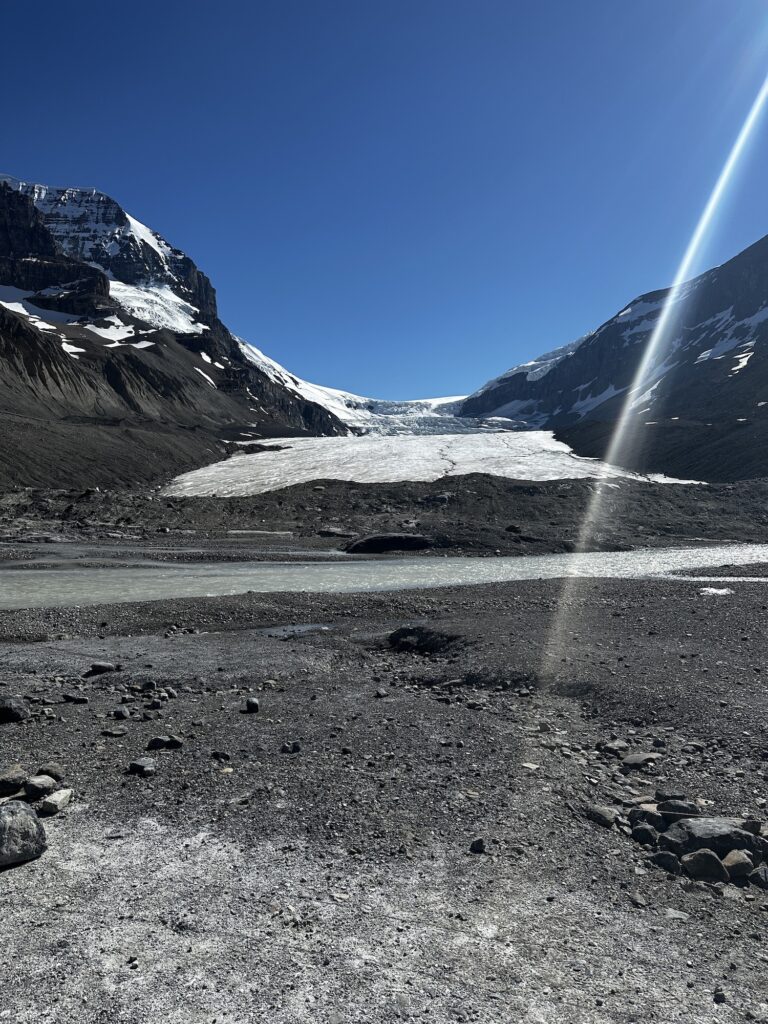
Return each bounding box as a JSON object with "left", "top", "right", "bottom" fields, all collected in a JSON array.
[{"left": 2, "top": 543, "right": 768, "bottom": 609}]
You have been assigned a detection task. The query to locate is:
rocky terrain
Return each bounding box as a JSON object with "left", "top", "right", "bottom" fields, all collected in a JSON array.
[
  {"left": 2, "top": 474, "right": 768, "bottom": 571},
  {"left": 1, "top": 562, "right": 768, "bottom": 1022}
]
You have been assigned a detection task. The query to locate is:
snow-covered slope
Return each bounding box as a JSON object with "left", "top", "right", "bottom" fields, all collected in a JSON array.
[{"left": 237, "top": 340, "right": 488, "bottom": 435}]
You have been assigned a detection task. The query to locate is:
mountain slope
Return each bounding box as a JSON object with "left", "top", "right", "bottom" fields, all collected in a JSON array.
[
  {"left": 461, "top": 234, "right": 768, "bottom": 479},
  {"left": 0, "top": 177, "right": 345, "bottom": 486}
]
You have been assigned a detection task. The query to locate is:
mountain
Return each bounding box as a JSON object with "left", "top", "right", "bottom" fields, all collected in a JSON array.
[
  {"left": 0, "top": 176, "right": 344, "bottom": 488},
  {"left": 461, "top": 234, "right": 768, "bottom": 479}
]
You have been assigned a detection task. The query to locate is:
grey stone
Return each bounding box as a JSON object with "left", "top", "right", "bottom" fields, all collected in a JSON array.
[
  {"left": 280, "top": 741, "right": 301, "bottom": 754},
  {"left": 37, "top": 762, "right": 65, "bottom": 781},
  {"left": 681, "top": 848, "right": 729, "bottom": 883},
  {"left": 660, "top": 816, "right": 766, "bottom": 859},
  {"left": 649, "top": 850, "right": 682, "bottom": 875},
  {"left": 0, "top": 801, "right": 46, "bottom": 867},
  {"left": 587, "top": 804, "right": 618, "bottom": 828},
  {"left": 83, "top": 661, "right": 116, "bottom": 677},
  {"left": 146, "top": 735, "right": 183, "bottom": 751},
  {"left": 128, "top": 758, "right": 156, "bottom": 778},
  {"left": 622, "top": 752, "right": 662, "bottom": 769},
  {"left": 39, "top": 789, "right": 73, "bottom": 817},
  {"left": 632, "top": 823, "right": 659, "bottom": 846},
  {"left": 469, "top": 838, "right": 486, "bottom": 854},
  {"left": 244, "top": 698, "right": 260, "bottom": 714},
  {"left": 23, "top": 775, "right": 58, "bottom": 800},
  {"left": 748, "top": 863, "right": 768, "bottom": 890},
  {"left": 657, "top": 799, "right": 700, "bottom": 823},
  {"left": 0, "top": 698, "right": 30, "bottom": 724},
  {"left": 0, "top": 764, "right": 27, "bottom": 796},
  {"left": 722, "top": 849, "right": 754, "bottom": 881}
]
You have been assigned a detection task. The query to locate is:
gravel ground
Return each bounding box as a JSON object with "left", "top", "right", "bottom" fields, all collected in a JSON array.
[{"left": 1, "top": 562, "right": 768, "bottom": 1022}]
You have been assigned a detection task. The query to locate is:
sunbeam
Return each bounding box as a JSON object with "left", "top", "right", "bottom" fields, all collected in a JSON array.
[{"left": 540, "top": 68, "right": 768, "bottom": 679}]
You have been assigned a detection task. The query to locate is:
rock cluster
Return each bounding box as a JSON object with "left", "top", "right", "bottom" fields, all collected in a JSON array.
[
  {"left": 0, "top": 761, "right": 74, "bottom": 868},
  {"left": 0, "top": 761, "right": 73, "bottom": 821},
  {"left": 590, "top": 788, "right": 768, "bottom": 890}
]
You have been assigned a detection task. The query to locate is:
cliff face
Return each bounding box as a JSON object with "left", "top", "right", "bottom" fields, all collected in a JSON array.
[
  {"left": 0, "top": 178, "right": 345, "bottom": 487},
  {"left": 462, "top": 234, "right": 768, "bottom": 479}
]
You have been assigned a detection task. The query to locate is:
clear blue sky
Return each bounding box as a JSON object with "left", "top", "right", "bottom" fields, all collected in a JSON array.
[{"left": 6, "top": 1, "right": 768, "bottom": 398}]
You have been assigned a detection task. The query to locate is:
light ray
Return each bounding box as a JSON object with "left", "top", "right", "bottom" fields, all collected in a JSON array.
[{"left": 540, "top": 69, "right": 768, "bottom": 678}]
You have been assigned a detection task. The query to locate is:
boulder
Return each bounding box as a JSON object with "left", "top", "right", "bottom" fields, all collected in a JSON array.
[
  {"left": 657, "top": 799, "right": 700, "bottom": 824},
  {"left": 0, "top": 801, "right": 46, "bottom": 867},
  {"left": 146, "top": 735, "right": 183, "bottom": 751},
  {"left": 39, "top": 789, "right": 73, "bottom": 817},
  {"left": 681, "top": 849, "right": 729, "bottom": 883},
  {"left": 748, "top": 864, "right": 768, "bottom": 890},
  {"left": 82, "top": 661, "right": 116, "bottom": 677},
  {"left": 23, "top": 775, "right": 58, "bottom": 800},
  {"left": 128, "top": 758, "right": 156, "bottom": 778},
  {"left": 0, "top": 698, "right": 30, "bottom": 724},
  {"left": 722, "top": 849, "right": 754, "bottom": 882},
  {"left": 345, "top": 533, "right": 433, "bottom": 554},
  {"left": 622, "top": 751, "right": 662, "bottom": 770},
  {"left": 649, "top": 850, "right": 682, "bottom": 875},
  {"left": 0, "top": 764, "right": 27, "bottom": 796},
  {"left": 660, "top": 816, "right": 767, "bottom": 859},
  {"left": 632, "top": 823, "right": 659, "bottom": 846},
  {"left": 587, "top": 805, "right": 618, "bottom": 829}
]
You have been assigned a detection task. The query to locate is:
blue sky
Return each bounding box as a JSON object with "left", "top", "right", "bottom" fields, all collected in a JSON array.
[{"left": 6, "top": 1, "right": 768, "bottom": 398}]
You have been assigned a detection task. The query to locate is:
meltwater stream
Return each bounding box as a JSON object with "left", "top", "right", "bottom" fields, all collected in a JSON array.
[{"left": 2, "top": 543, "right": 768, "bottom": 609}]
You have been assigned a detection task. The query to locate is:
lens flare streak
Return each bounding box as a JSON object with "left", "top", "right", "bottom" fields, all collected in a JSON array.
[{"left": 541, "top": 69, "right": 768, "bottom": 678}]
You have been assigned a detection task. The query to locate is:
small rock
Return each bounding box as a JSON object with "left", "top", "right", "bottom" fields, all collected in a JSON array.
[
  {"left": 39, "top": 789, "right": 73, "bottom": 817},
  {"left": 749, "top": 863, "right": 768, "bottom": 890},
  {"left": 83, "top": 662, "right": 116, "bottom": 677},
  {"left": 681, "top": 848, "right": 729, "bottom": 883},
  {"left": 212, "top": 750, "right": 231, "bottom": 762},
  {"left": 713, "top": 988, "right": 727, "bottom": 1005},
  {"left": 244, "top": 698, "right": 260, "bottom": 714},
  {"left": 655, "top": 787, "right": 687, "bottom": 802},
  {"left": 657, "top": 799, "right": 700, "bottom": 823},
  {"left": 147, "top": 735, "right": 183, "bottom": 751},
  {"left": 0, "top": 764, "right": 27, "bottom": 796},
  {"left": 375, "top": 688, "right": 388, "bottom": 699},
  {"left": 469, "top": 838, "right": 486, "bottom": 854},
  {"left": 23, "top": 775, "right": 58, "bottom": 800},
  {"left": 632, "top": 823, "right": 659, "bottom": 846},
  {"left": 649, "top": 850, "right": 682, "bottom": 875},
  {"left": 37, "top": 762, "right": 65, "bottom": 781},
  {"left": 722, "top": 849, "right": 754, "bottom": 881},
  {"left": 587, "top": 805, "right": 618, "bottom": 829},
  {"left": 622, "top": 752, "right": 662, "bottom": 770},
  {"left": 0, "top": 801, "right": 47, "bottom": 867},
  {"left": 102, "top": 727, "right": 128, "bottom": 737},
  {"left": 281, "top": 741, "right": 302, "bottom": 754},
  {"left": 62, "top": 692, "right": 88, "bottom": 705},
  {"left": 0, "top": 698, "right": 30, "bottom": 724},
  {"left": 128, "top": 758, "right": 156, "bottom": 778},
  {"left": 114, "top": 708, "right": 130, "bottom": 720}
]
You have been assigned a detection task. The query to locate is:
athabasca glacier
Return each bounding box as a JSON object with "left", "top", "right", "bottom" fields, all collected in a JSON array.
[{"left": 164, "top": 432, "right": 691, "bottom": 497}]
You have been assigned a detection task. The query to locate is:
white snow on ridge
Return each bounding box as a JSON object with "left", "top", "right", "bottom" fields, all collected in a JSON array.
[
  {"left": 108, "top": 281, "right": 205, "bottom": 335},
  {"left": 165, "top": 431, "right": 690, "bottom": 498}
]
